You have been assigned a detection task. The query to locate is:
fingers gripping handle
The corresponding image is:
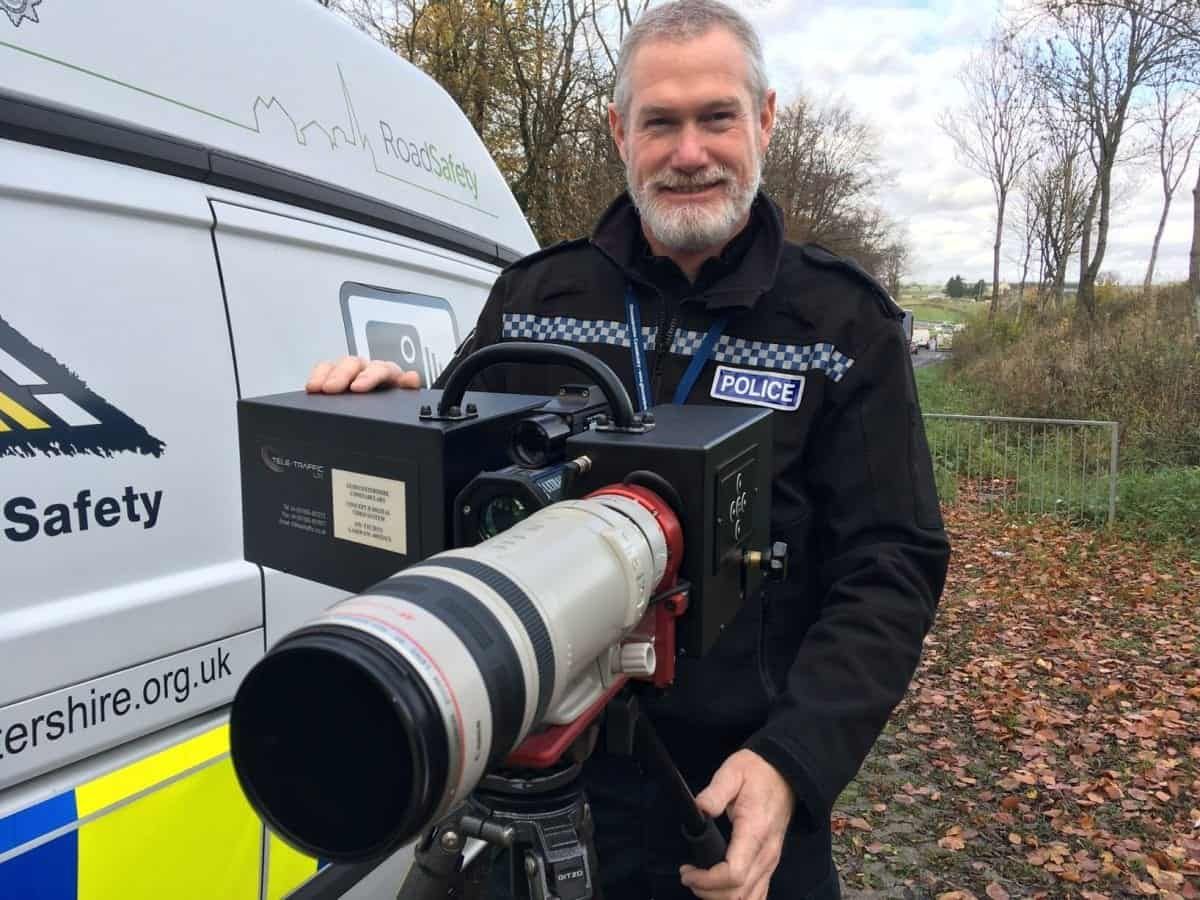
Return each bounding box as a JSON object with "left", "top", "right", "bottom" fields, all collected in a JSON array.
[
  {"left": 682, "top": 816, "right": 728, "bottom": 870},
  {"left": 625, "top": 703, "right": 729, "bottom": 870}
]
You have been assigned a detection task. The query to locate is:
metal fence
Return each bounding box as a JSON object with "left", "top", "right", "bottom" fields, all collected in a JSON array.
[{"left": 922, "top": 414, "right": 1120, "bottom": 525}]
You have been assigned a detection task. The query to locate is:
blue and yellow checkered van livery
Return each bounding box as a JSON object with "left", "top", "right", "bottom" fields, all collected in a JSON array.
[{"left": 0, "top": 725, "right": 321, "bottom": 900}]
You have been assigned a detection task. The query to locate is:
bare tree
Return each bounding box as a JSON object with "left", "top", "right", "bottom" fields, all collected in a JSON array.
[
  {"left": 1190, "top": 161, "right": 1200, "bottom": 337},
  {"left": 584, "top": 0, "right": 649, "bottom": 72},
  {"left": 880, "top": 233, "right": 911, "bottom": 301},
  {"left": 1027, "top": 0, "right": 1196, "bottom": 321},
  {"left": 493, "top": 0, "right": 598, "bottom": 239},
  {"left": 1028, "top": 132, "right": 1095, "bottom": 311},
  {"left": 939, "top": 34, "right": 1040, "bottom": 319},
  {"left": 1144, "top": 79, "right": 1200, "bottom": 291},
  {"left": 1006, "top": 185, "right": 1039, "bottom": 316},
  {"left": 335, "top": 0, "right": 510, "bottom": 140},
  {"left": 764, "top": 94, "right": 897, "bottom": 272}
]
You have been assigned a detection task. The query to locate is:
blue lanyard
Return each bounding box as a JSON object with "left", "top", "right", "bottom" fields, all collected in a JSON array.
[
  {"left": 624, "top": 285, "right": 729, "bottom": 412},
  {"left": 625, "top": 285, "right": 653, "bottom": 412}
]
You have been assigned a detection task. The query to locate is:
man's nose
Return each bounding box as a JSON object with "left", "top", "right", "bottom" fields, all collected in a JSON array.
[{"left": 670, "top": 123, "right": 710, "bottom": 171}]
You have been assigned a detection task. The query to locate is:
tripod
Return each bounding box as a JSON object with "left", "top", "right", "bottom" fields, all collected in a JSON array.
[{"left": 396, "top": 690, "right": 727, "bottom": 900}]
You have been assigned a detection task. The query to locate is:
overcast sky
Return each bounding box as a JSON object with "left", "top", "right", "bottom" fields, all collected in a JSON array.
[{"left": 742, "top": 0, "right": 1196, "bottom": 287}]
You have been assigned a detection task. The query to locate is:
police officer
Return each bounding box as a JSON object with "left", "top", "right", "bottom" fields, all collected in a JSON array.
[{"left": 308, "top": 1, "right": 950, "bottom": 897}]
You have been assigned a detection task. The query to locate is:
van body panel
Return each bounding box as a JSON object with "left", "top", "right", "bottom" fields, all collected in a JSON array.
[
  {"left": 0, "top": 630, "right": 262, "bottom": 792},
  {"left": 0, "top": 139, "right": 261, "bottom": 777},
  {"left": 1, "top": 2, "right": 539, "bottom": 896},
  {"left": 0, "top": 0, "right": 537, "bottom": 258},
  {"left": 212, "top": 199, "right": 493, "bottom": 392},
  {"left": 0, "top": 718, "right": 264, "bottom": 900}
]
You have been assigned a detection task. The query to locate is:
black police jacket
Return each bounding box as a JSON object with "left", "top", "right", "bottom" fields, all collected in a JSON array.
[{"left": 446, "top": 191, "right": 950, "bottom": 834}]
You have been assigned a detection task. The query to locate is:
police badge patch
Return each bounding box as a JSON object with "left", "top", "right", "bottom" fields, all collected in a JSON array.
[
  {"left": 710, "top": 365, "right": 805, "bottom": 412},
  {"left": 2, "top": 0, "right": 42, "bottom": 27}
]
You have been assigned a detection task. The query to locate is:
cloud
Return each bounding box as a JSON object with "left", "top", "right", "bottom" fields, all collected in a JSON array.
[{"left": 746, "top": 0, "right": 1197, "bottom": 285}]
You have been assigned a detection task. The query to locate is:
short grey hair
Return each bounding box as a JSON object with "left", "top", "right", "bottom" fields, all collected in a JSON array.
[{"left": 613, "top": 0, "right": 769, "bottom": 119}]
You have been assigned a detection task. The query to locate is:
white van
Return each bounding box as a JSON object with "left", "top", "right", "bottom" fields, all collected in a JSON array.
[{"left": 0, "top": 2, "right": 536, "bottom": 897}]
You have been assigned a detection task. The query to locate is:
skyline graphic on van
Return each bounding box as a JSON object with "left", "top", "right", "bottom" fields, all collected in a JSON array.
[
  {"left": 2, "top": 0, "right": 42, "bottom": 28},
  {"left": 249, "top": 66, "right": 482, "bottom": 207},
  {"left": 0, "top": 317, "right": 165, "bottom": 459},
  {"left": 0, "top": 28, "right": 492, "bottom": 214}
]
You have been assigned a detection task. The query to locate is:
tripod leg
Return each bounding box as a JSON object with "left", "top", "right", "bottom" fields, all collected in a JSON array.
[
  {"left": 458, "top": 843, "right": 496, "bottom": 900},
  {"left": 579, "top": 801, "right": 606, "bottom": 900},
  {"left": 396, "top": 826, "right": 466, "bottom": 900}
]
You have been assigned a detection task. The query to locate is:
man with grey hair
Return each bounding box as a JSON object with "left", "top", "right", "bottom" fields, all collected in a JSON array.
[{"left": 309, "top": 1, "right": 949, "bottom": 897}]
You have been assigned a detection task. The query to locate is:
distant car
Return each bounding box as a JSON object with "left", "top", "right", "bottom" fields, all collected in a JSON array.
[{"left": 911, "top": 327, "right": 931, "bottom": 353}]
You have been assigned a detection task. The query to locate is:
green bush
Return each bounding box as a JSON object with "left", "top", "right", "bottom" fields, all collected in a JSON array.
[
  {"left": 1115, "top": 467, "right": 1200, "bottom": 552},
  {"left": 945, "top": 285, "right": 1200, "bottom": 469},
  {"left": 914, "top": 289, "right": 1200, "bottom": 546}
]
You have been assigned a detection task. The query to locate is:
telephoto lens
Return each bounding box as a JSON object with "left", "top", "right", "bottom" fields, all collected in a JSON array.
[{"left": 230, "top": 485, "right": 679, "bottom": 862}]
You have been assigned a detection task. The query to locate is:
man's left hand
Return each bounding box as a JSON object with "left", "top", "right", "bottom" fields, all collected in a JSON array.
[{"left": 679, "top": 749, "right": 795, "bottom": 900}]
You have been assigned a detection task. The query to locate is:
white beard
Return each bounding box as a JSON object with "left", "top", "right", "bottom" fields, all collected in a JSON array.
[{"left": 628, "top": 155, "right": 761, "bottom": 254}]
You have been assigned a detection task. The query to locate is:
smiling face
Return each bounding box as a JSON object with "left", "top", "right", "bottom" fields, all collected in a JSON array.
[{"left": 609, "top": 27, "right": 775, "bottom": 257}]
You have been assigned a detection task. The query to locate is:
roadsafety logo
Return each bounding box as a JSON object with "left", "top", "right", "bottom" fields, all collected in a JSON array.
[{"left": 0, "top": 316, "right": 165, "bottom": 459}]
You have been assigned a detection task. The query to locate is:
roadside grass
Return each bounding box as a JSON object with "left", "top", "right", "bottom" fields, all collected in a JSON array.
[
  {"left": 1114, "top": 467, "right": 1200, "bottom": 554},
  {"left": 910, "top": 305, "right": 973, "bottom": 325}
]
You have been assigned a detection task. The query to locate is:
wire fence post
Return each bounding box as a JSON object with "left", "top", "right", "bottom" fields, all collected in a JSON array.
[{"left": 1108, "top": 421, "right": 1120, "bottom": 526}]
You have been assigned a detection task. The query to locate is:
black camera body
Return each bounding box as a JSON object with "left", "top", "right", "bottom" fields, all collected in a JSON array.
[
  {"left": 230, "top": 346, "right": 779, "bottom": 877},
  {"left": 238, "top": 350, "right": 772, "bottom": 657}
]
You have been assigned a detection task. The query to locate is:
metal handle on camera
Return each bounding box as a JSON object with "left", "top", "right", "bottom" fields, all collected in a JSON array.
[{"left": 437, "top": 341, "right": 639, "bottom": 429}]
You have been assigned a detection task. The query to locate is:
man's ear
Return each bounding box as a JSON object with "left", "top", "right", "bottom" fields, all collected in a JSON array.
[
  {"left": 758, "top": 89, "right": 777, "bottom": 154},
  {"left": 608, "top": 102, "right": 629, "bottom": 163}
]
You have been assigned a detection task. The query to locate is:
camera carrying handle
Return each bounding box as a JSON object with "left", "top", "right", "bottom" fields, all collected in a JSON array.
[{"left": 437, "top": 341, "right": 639, "bottom": 429}]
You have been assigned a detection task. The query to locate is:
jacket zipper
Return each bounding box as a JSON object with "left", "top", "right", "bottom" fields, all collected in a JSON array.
[
  {"left": 651, "top": 303, "right": 680, "bottom": 403},
  {"left": 758, "top": 591, "right": 778, "bottom": 702}
]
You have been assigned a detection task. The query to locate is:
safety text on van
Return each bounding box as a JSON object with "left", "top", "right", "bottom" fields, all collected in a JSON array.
[
  {"left": 378, "top": 121, "right": 479, "bottom": 201},
  {"left": 0, "top": 632, "right": 263, "bottom": 792},
  {"left": 3, "top": 486, "right": 163, "bottom": 543}
]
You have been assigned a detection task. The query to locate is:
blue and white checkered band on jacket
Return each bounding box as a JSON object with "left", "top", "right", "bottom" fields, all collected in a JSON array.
[{"left": 501, "top": 313, "right": 856, "bottom": 383}]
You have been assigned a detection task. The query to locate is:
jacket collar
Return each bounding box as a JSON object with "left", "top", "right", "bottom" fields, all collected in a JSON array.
[{"left": 590, "top": 190, "right": 784, "bottom": 310}]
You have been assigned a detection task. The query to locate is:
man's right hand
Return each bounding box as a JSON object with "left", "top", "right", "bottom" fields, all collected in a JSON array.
[{"left": 305, "top": 357, "right": 422, "bottom": 394}]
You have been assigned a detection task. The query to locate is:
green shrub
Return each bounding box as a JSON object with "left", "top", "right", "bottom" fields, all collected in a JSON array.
[
  {"left": 1115, "top": 467, "right": 1200, "bottom": 552},
  {"left": 914, "top": 289, "right": 1200, "bottom": 546},
  {"left": 945, "top": 285, "right": 1200, "bottom": 469}
]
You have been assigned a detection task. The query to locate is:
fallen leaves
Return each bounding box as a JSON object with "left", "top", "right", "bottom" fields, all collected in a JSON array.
[
  {"left": 832, "top": 505, "right": 1200, "bottom": 898},
  {"left": 939, "top": 826, "right": 968, "bottom": 851}
]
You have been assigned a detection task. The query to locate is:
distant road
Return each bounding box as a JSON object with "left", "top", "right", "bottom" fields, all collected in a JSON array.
[{"left": 911, "top": 348, "right": 949, "bottom": 369}]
